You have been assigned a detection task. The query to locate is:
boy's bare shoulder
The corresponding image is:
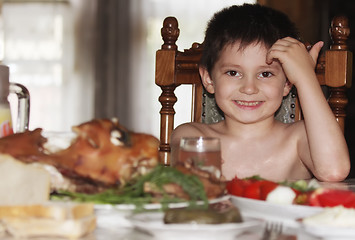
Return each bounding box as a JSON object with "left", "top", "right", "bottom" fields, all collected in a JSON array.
[
  {"left": 276, "top": 120, "right": 307, "bottom": 146},
  {"left": 172, "top": 122, "right": 214, "bottom": 136},
  {"left": 284, "top": 120, "right": 306, "bottom": 133},
  {"left": 171, "top": 122, "right": 223, "bottom": 143}
]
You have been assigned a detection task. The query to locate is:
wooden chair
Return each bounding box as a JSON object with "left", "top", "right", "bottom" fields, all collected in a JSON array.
[{"left": 155, "top": 15, "right": 353, "bottom": 165}]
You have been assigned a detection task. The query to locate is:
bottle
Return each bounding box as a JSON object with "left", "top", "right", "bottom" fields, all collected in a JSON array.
[{"left": 0, "top": 65, "right": 13, "bottom": 137}]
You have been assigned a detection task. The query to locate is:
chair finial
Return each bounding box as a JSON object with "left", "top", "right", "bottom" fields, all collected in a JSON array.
[
  {"left": 161, "top": 17, "right": 179, "bottom": 50},
  {"left": 329, "top": 15, "right": 350, "bottom": 50}
]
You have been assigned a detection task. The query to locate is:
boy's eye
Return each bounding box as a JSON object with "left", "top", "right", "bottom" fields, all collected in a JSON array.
[
  {"left": 259, "top": 71, "right": 273, "bottom": 78},
  {"left": 226, "top": 70, "right": 240, "bottom": 77}
]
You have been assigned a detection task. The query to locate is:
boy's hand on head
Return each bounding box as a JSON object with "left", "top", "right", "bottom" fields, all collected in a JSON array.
[
  {"left": 308, "top": 41, "right": 324, "bottom": 68},
  {"left": 266, "top": 37, "right": 324, "bottom": 86}
]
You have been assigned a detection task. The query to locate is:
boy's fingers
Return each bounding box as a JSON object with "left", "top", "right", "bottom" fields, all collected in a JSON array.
[
  {"left": 265, "top": 51, "right": 276, "bottom": 65},
  {"left": 309, "top": 41, "right": 324, "bottom": 67}
]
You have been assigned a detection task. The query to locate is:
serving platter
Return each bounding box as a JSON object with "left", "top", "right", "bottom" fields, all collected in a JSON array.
[
  {"left": 129, "top": 211, "right": 262, "bottom": 240},
  {"left": 94, "top": 195, "right": 231, "bottom": 229},
  {"left": 300, "top": 206, "right": 355, "bottom": 240},
  {"left": 230, "top": 195, "right": 323, "bottom": 228},
  {"left": 302, "top": 224, "right": 355, "bottom": 240},
  {"left": 94, "top": 194, "right": 230, "bottom": 211}
]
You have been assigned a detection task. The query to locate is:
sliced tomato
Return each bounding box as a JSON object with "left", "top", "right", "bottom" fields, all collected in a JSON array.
[
  {"left": 226, "top": 177, "right": 253, "bottom": 197},
  {"left": 227, "top": 177, "right": 285, "bottom": 201},
  {"left": 242, "top": 179, "right": 277, "bottom": 200},
  {"left": 243, "top": 180, "right": 263, "bottom": 199},
  {"left": 226, "top": 179, "right": 244, "bottom": 196},
  {"left": 309, "top": 188, "right": 355, "bottom": 208}
]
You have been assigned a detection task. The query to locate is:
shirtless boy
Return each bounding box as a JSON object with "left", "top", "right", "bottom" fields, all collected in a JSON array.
[{"left": 171, "top": 4, "right": 350, "bottom": 182}]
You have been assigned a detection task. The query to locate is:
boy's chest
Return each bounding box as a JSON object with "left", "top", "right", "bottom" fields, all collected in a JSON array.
[
  {"left": 222, "top": 133, "right": 293, "bottom": 158},
  {"left": 220, "top": 136, "right": 305, "bottom": 180}
]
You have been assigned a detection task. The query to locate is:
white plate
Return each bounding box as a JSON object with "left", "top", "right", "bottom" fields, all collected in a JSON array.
[
  {"left": 301, "top": 206, "right": 355, "bottom": 240},
  {"left": 94, "top": 195, "right": 231, "bottom": 229},
  {"left": 230, "top": 195, "right": 323, "bottom": 228},
  {"left": 94, "top": 195, "right": 231, "bottom": 211},
  {"left": 303, "top": 224, "right": 355, "bottom": 240},
  {"left": 129, "top": 211, "right": 262, "bottom": 240}
]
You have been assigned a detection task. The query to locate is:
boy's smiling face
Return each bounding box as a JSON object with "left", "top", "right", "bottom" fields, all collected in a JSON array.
[{"left": 201, "top": 41, "right": 291, "bottom": 124}]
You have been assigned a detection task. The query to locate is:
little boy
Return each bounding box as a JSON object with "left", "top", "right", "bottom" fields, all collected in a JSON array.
[{"left": 171, "top": 4, "right": 350, "bottom": 182}]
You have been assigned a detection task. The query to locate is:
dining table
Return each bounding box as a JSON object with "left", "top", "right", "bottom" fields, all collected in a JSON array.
[
  {"left": 106, "top": 178, "right": 355, "bottom": 240},
  {"left": 0, "top": 119, "right": 353, "bottom": 240},
  {"left": 0, "top": 178, "right": 343, "bottom": 240},
  {"left": 0, "top": 183, "right": 353, "bottom": 240}
]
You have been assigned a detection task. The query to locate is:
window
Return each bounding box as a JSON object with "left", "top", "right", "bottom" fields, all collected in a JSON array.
[{"left": 1, "top": 0, "right": 94, "bottom": 132}]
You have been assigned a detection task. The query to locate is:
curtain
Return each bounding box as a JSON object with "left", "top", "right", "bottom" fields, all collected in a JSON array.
[{"left": 94, "top": 0, "right": 130, "bottom": 124}]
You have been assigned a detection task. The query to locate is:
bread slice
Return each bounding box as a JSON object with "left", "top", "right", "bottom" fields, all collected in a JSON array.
[
  {"left": 0, "top": 154, "right": 51, "bottom": 205},
  {"left": 3, "top": 215, "right": 96, "bottom": 239},
  {"left": 0, "top": 202, "right": 96, "bottom": 238},
  {"left": 0, "top": 202, "right": 94, "bottom": 220},
  {"left": 0, "top": 155, "right": 95, "bottom": 238}
]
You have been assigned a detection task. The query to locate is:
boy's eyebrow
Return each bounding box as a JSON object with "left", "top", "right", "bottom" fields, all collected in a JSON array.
[
  {"left": 219, "top": 63, "right": 241, "bottom": 68},
  {"left": 218, "top": 62, "right": 281, "bottom": 70}
]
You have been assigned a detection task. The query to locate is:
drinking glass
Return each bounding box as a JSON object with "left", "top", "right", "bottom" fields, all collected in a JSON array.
[
  {"left": 0, "top": 64, "right": 30, "bottom": 137},
  {"left": 178, "top": 137, "right": 222, "bottom": 178}
]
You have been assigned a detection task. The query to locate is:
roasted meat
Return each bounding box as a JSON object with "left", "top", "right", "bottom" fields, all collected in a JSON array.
[
  {"left": 50, "top": 118, "right": 159, "bottom": 186},
  {"left": 54, "top": 163, "right": 227, "bottom": 205},
  {"left": 0, "top": 118, "right": 159, "bottom": 193},
  {"left": 0, "top": 128, "right": 47, "bottom": 160},
  {"left": 143, "top": 159, "right": 226, "bottom": 200}
]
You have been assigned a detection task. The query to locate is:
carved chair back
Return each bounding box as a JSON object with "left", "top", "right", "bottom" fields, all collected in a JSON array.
[{"left": 156, "top": 16, "right": 353, "bottom": 165}]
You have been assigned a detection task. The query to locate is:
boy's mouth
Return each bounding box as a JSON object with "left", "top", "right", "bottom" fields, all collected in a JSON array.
[{"left": 234, "top": 100, "right": 262, "bottom": 106}]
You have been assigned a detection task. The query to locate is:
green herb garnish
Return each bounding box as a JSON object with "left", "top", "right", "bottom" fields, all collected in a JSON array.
[{"left": 51, "top": 165, "right": 208, "bottom": 210}]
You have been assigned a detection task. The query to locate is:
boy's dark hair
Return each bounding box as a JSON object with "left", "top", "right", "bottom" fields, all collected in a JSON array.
[{"left": 201, "top": 4, "right": 300, "bottom": 74}]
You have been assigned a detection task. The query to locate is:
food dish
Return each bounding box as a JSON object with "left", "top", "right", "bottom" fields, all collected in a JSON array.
[
  {"left": 301, "top": 206, "right": 355, "bottom": 240},
  {"left": 230, "top": 195, "right": 323, "bottom": 228},
  {"left": 129, "top": 211, "right": 262, "bottom": 240},
  {"left": 302, "top": 224, "right": 355, "bottom": 240}
]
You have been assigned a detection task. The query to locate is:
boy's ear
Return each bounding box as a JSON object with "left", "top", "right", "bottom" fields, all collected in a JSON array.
[
  {"left": 283, "top": 80, "right": 293, "bottom": 96},
  {"left": 199, "top": 66, "right": 215, "bottom": 94}
]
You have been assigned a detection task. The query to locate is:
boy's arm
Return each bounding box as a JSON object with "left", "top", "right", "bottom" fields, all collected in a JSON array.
[{"left": 267, "top": 37, "right": 350, "bottom": 181}]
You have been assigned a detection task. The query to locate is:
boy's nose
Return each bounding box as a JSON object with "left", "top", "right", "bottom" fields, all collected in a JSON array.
[{"left": 239, "top": 78, "right": 259, "bottom": 95}]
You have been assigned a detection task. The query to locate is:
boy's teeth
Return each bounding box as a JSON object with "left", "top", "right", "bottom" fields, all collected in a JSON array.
[{"left": 236, "top": 101, "right": 260, "bottom": 106}]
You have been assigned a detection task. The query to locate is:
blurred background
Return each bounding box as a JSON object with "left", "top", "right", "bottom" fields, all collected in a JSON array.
[
  {"left": 0, "top": 0, "right": 254, "bottom": 134},
  {"left": 0, "top": 0, "right": 354, "bottom": 176}
]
